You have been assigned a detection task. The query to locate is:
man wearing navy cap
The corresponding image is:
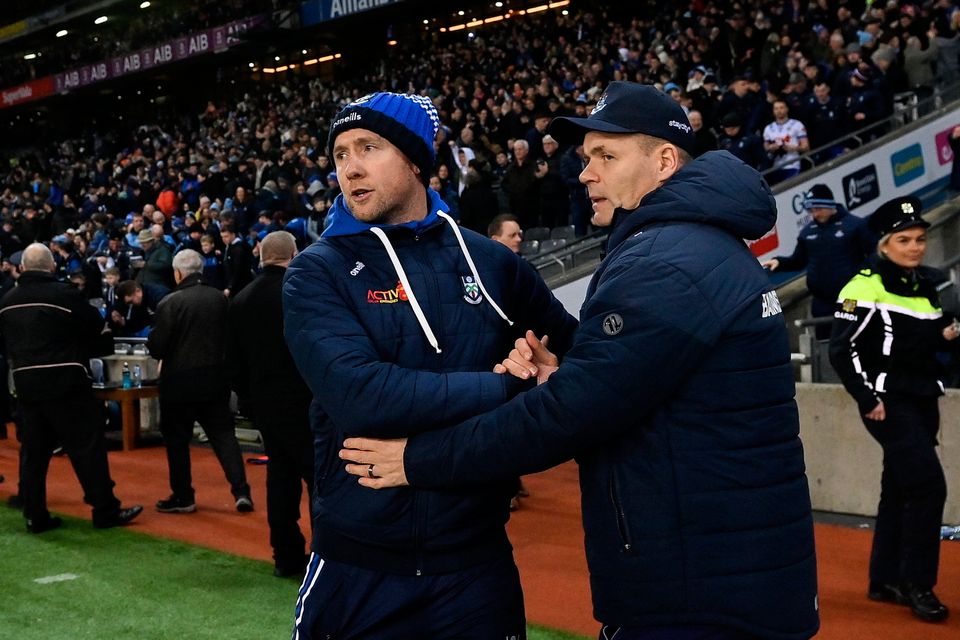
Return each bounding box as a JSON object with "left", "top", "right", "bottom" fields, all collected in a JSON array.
[
  {"left": 763, "top": 183, "right": 875, "bottom": 337},
  {"left": 341, "top": 81, "right": 820, "bottom": 640}
]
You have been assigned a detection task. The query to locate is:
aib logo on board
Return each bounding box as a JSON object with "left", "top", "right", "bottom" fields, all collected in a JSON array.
[
  {"left": 890, "top": 144, "right": 925, "bottom": 186},
  {"left": 842, "top": 164, "right": 879, "bottom": 211}
]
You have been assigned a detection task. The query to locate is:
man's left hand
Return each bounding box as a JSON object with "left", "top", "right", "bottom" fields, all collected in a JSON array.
[{"left": 340, "top": 437, "right": 410, "bottom": 489}]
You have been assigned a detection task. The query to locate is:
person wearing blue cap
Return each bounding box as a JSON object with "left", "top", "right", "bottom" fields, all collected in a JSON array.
[
  {"left": 762, "top": 183, "right": 875, "bottom": 338},
  {"left": 283, "top": 92, "right": 577, "bottom": 639},
  {"left": 829, "top": 196, "right": 957, "bottom": 623},
  {"left": 340, "top": 81, "right": 820, "bottom": 640}
]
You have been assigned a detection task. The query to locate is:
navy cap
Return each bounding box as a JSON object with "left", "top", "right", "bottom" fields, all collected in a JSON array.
[
  {"left": 549, "top": 82, "right": 696, "bottom": 154},
  {"left": 869, "top": 196, "right": 927, "bottom": 236}
]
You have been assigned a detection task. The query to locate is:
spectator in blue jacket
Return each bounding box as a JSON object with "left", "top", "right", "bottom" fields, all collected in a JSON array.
[
  {"left": 717, "top": 112, "right": 766, "bottom": 171},
  {"left": 763, "top": 184, "right": 875, "bottom": 338},
  {"left": 283, "top": 92, "right": 577, "bottom": 640},
  {"left": 339, "top": 82, "right": 820, "bottom": 640}
]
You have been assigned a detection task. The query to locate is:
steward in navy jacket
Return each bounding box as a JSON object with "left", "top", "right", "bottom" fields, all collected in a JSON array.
[
  {"left": 282, "top": 187, "right": 577, "bottom": 575},
  {"left": 403, "top": 152, "right": 820, "bottom": 639},
  {"left": 772, "top": 205, "right": 875, "bottom": 307}
]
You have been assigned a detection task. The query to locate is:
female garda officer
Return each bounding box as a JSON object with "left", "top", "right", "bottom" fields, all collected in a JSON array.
[{"left": 829, "top": 196, "right": 959, "bottom": 623}]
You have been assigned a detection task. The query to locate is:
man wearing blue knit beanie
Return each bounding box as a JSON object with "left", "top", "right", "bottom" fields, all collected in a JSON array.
[{"left": 283, "top": 92, "right": 578, "bottom": 639}]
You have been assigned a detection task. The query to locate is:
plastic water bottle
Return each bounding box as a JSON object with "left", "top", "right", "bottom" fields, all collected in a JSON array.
[
  {"left": 133, "top": 364, "right": 142, "bottom": 388},
  {"left": 121, "top": 361, "right": 132, "bottom": 389},
  {"left": 941, "top": 525, "right": 960, "bottom": 540}
]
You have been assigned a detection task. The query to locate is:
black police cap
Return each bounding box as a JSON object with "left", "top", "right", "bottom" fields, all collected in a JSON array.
[
  {"left": 548, "top": 81, "right": 696, "bottom": 154},
  {"left": 868, "top": 196, "right": 927, "bottom": 236}
]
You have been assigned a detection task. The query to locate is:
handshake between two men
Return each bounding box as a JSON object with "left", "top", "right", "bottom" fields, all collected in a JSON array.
[{"left": 339, "top": 330, "right": 556, "bottom": 489}]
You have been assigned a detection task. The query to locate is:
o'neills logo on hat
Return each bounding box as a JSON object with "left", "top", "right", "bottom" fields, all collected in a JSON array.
[
  {"left": 332, "top": 111, "right": 362, "bottom": 129},
  {"left": 668, "top": 120, "right": 691, "bottom": 133}
]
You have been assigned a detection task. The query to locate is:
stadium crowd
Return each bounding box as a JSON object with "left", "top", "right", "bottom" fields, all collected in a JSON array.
[
  {"left": 0, "top": 0, "right": 295, "bottom": 89},
  {"left": 2, "top": 1, "right": 959, "bottom": 293}
]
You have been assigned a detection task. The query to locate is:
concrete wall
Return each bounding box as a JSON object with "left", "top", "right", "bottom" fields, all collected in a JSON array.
[{"left": 797, "top": 383, "right": 960, "bottom": 522}]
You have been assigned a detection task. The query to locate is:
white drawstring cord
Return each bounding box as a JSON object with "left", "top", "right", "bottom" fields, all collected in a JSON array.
[
  {"left": 369, "top": 227, "right": 442, "bottom": 354},
  {"left": 436, "top": 210, "right": 513, "bottom": 326}
]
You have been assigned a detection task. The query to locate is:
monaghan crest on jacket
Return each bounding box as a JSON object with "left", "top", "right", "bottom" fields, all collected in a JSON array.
[{"left": 461, "top": 275, "right": 483, "bottom": 305}]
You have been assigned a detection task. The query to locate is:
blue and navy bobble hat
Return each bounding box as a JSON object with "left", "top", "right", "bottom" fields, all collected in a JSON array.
[
  {"left": 327, "top": 92, "right": 440, "bottom": 185},
  {"left": 802, "top": 183, "right": 837, "bottom": 211}
]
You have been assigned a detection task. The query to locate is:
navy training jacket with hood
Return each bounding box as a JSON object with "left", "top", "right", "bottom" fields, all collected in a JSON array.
[
  {"left": 773, "top": 205, "right": 875, "bottom": 303},
  {"left": 404, "top": 152, "right": 820, "bottom": 639},
  {"left": 282, "top": 187, "right": 578, "bottom": 575}
]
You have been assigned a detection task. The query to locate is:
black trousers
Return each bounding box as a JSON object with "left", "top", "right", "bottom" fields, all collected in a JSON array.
[
  {"left": 19, "top": 391, "right": 121, "bottom": 523},
  {"left": 863, "top": 393, "right": 947, "bottom": 589},
  {"left": 255, "top": 411, "right": 314, "bottom": 569},
  {"left": 810, "top": 297, "right": 835, "bottom": 340},
  {"left": 159, "top": 398, "right": 249, "bottom": 502}
]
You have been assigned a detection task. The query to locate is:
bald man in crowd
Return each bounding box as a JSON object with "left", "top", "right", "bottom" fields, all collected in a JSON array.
[
  {"left": 227, "top": 231, "right": 314, "bottom": 578},
  {"left": 0, "top": 243, "right": 142, "bottom": 532}
]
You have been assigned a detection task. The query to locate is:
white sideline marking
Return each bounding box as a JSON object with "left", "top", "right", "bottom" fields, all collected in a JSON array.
[{"left": 34, "top": 573, "right": 79, "bottom": 584}]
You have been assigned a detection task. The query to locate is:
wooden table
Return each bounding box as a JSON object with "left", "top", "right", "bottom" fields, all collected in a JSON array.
[{"left": 93, "top": 385, "right": 160, "bottom": 451}]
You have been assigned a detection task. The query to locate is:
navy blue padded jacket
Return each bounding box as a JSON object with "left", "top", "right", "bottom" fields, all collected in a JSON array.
[
  {"left": 405, "top": 152, "right": 819, "bottom": 639},
  {"left": 283, "top": 187, "right": 577, "bottom": 575}
]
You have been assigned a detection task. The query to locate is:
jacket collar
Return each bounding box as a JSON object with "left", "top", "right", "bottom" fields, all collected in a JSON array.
[
  {"left": 16, "top": 270, "right": 57, "bottom": 285},
  {"left": 175, "top": 272, "right": 204, "bottom": 290}
]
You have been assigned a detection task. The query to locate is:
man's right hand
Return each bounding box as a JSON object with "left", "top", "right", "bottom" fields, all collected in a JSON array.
[
  {"left": 493, "top": 330, "right": 558, "bottom": 384},
  {"left": 761, "top": 258, "right": 779, "bottom": 271},
  {"left": 865, "top": 400, "right": 886, "bottom": 421}
]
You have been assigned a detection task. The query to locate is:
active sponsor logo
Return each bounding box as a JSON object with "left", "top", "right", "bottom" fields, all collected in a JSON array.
[
  {"left": 890, "top": 143, "right": 924, "bottom": 187},
  {"left": 841, "top": 164, "right": 880, "bottom": 211},
  {"left": 367, "top": 281, "right": 407, "bottom": 304},
  {"left": 761, "top": 290, "right": 782, "bottom": 318},
  {"left": 935, "top": 126, "right": 957, "bottom": 165}
]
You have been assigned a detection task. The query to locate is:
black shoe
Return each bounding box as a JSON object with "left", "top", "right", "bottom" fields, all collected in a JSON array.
[
  {"left": 26, "top": 515, "right": 63, "bottom": 534},
  {"left": 868, "top": 582, "right": 905, "bottom": 604},
  {"left": 235, "top": 495, "right": 254, "bottom": 513},
  {"left": 273, "top": 554, "right": 309, "bottom": 578},
  {"left": 903, "top": 586, "right": 949, "bottom": 623},
  {"left": 94, "top": 505, "right": 143, "bottom": 529},
  {"left": 156, "top": 495, "right": 196, "bottom": 513}
]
